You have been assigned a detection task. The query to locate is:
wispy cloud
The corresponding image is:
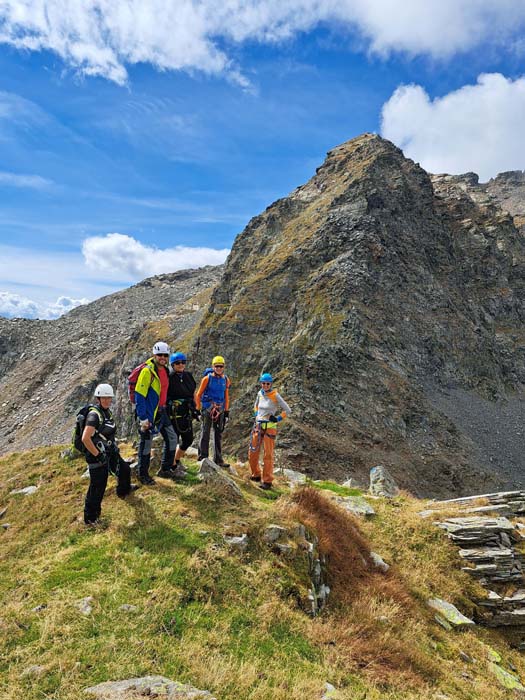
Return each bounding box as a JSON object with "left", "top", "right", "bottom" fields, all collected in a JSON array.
[
  {"left": 0, "top": 291, "right": 88, "bottom": 319},
  {"left": 82, "top": 233, "right": 229, "bottom": 278},
  {"left": 381, "top": 73, "right": 525, "bottom": 181},
  {"left": 0, "top": 171, "right": 54, "bottom": 189},
  {"left": 1, "top": 2, "right": 525, "bottom": 86}
]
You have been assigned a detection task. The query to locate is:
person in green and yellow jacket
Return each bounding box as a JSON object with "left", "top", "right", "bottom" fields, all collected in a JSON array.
[{"left": 135, "top": 341, "right": 178, "bottom": 485}]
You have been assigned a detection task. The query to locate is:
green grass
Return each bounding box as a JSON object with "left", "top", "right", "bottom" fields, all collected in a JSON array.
[
  {"left": 309, "top": 480, "right": 362, "bottom": 497},
  {"left": 1, "top": 445, "right": 524, "bottom": 700}
]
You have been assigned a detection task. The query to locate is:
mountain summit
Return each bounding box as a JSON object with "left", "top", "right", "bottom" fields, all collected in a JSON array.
[
  {"left": 2, "top": 134, "right": 525, "bottom": 497},
  {"left": 193, "top": 133, "right": 525, "bottom": 495}
]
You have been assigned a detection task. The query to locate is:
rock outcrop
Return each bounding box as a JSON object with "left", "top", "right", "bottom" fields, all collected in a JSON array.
[{"left": 192, "top": 134, "right": 525, "bottom": 495}]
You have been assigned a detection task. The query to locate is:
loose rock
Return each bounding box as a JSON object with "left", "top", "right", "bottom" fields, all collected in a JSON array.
[{"left": 84, "top": 676, "right": 216, "bottom": 699}]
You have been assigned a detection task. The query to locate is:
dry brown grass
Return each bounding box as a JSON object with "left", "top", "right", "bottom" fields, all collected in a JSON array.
[{"left": 288, "top": 487, "right": 439, "bottom": 689}]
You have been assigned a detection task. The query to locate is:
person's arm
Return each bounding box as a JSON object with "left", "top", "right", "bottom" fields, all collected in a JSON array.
[
  {"left": 195, "top": 375, "right": 209, "bottom": 410},
  {"left": 224, "top": 377, "right": 231, "bottom": 411},
  {"left": 276, "top": 393, "right": 291, "bottom": 420},
  {"left": 82, "top": 411, "right": 103, "bottom": 457},
  {"left": 135, "top": 366, "right": 152, "bottom": 426}
]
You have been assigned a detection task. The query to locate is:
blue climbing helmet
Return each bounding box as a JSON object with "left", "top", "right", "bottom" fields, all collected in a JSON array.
[
  {"left": 259, "top": 372, "right": 273, "bottom": 383},
  {"left": 170, "top": 352, "right": 187, "bottom": 365}
]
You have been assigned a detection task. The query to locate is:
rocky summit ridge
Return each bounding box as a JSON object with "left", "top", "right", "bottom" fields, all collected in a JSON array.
[
  {"left": 193, "top": 134, "right": 525, "bottom": 496},
  {"left": 2, "top": 133, "right": 525, "bottom": 497}
]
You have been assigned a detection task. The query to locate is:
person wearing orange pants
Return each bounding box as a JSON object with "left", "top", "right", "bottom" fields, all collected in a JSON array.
[{"left": 248, "top": 373, "right": 291, "bottom": 490}]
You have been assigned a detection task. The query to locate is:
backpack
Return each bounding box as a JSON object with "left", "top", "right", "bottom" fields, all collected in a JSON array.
[
  {"left": 127, "top": 362, "right": 148, "bottom": 404},
  {"left": 72, "top": 405, "right": 104, "bottom": 454}
]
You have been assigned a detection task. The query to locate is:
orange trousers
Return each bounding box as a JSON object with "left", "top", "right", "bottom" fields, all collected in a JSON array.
[{"left": 248, "top": 425, "right": 277, "bottom": 484}]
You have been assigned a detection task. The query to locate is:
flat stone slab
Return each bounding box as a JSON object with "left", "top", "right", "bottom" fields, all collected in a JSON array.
[
  {"left": 281, "top": 468, "right": 307, "bottom": 487},
  {"left": 427, "top": 598, "right": 475, "bottom": 628},
  {"left": 84, "top": 676, "right": 216, "bottom": 699},
  {"left": 332, "top": 495, "right": 376, "bottom": 518},
  {"left": 10, "top": 485, "right": 38, "bottom": 496},
  {"left": 489, "top": 663, "right": 525, "bottom": 692}
]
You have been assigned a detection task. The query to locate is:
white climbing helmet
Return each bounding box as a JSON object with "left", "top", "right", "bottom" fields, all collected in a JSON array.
[
  {"left": 94, "top": 383, "right": 114, "bottom": 398},
  {"left": 152, "top": 341, "right": 170, "bottom": 355}
]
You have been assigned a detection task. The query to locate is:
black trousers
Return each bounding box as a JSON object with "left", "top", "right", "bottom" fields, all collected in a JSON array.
[
  {"left": 137, "top": 408, "right": 178, "bottom": 478},
  {"left": 171, "top": 412, "right": 194, "bottom": 451},
  {"left": 84, "top": 457, "right": 131, "bottom": 524},
  {"left": 198, "top": 409, "right": 223, "bottom": 464}
]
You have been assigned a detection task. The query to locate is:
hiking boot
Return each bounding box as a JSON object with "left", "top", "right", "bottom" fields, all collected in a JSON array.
[
  {"left": 156, "top": 468, "right": 177, "bottom": 479},
  {"left": 138, "top": 474, "right": 156, "bottom": 485},
  {"left": 217, "top": 461, "right": 230, "bottom": 469},
  {"left": 259, "top": 482, "right": 272, "bottom": 490},
  {"left": 249, "top": 475, "right": 261, "bottom": 482},
  {"left": 117, "top": 484, "right": 140, "bottom": 499}
]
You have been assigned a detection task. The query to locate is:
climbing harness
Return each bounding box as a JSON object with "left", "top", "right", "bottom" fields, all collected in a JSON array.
[{"left": 249, "top": 420, "right": 276, "bottom": 452}]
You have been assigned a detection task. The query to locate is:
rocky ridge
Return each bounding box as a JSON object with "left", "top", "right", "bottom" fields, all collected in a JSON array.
[
  {"left": 0, "top": 266, "right": 222, "bottom": 453},
  {"left": 193, "top": 134, "right": 525, "bottom": 496}
]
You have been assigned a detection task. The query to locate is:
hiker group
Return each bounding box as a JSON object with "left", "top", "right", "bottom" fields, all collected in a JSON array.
[{"left": 78, "top": 342, "right": 291, "bottom": 525}]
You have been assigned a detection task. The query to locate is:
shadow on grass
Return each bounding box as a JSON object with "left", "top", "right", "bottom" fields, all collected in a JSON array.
[{"left": 122, "top": 494, "right": 203, "bottom": 555}]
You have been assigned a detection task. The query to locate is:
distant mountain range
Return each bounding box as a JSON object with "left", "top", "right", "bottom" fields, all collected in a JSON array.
[{"left": 2, "top": 134, "right": 525, "bottom": 497}]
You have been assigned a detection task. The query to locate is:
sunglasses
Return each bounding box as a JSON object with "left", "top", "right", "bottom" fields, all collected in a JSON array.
[
  {"left": 156, "top": 354, "right": 169, "bottom": 358},
  {"left": 214, "top": 364, "right": 224, "bottom": 368},
  {"left": 174, "top": 360, "right": 186, "bottom": 365},
  {"left": 261, "top": 381, "right": 272, "bottom": 385}
]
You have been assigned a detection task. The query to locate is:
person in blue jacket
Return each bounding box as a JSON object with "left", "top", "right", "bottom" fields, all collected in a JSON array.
[{"left": 195, "top": 355, "right": 231, "bottom": 467}]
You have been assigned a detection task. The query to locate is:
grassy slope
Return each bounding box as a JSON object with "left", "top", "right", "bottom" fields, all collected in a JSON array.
[{"left": 0, "top": 446, "right": 524, "bottom": 700}]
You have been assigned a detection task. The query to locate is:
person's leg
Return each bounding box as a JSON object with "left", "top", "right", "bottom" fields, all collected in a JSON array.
[
  {"left": 116, "top": 459, "right": 131, "bottom": 496},
  {"left": 198, "top": 410, "right": 212, "bottom": 460},
  {"left": 138, "top": 429, "right": 153, "bottom": 482},
  {"left": 261, "top": 429, "right": 277, "bottom": 485},
  {"left": 213, "top": 420, "right": 223, "bottom": 465},
  {"left": 84, "top": 465, "right": 108, "bottom": 524},
  {"left": 160, "top": 413, "right": 178, "bottom": 468},
  {"left": 248, "top": 426, "right": 262, "bottom": 479},
  {"left": 174, "top": 416, "right": 192, "bottom": 464}
]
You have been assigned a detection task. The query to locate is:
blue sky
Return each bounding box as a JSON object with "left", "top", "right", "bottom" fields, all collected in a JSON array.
[{"left": 1, "top": 1, "right": 525, "bottom": 319}]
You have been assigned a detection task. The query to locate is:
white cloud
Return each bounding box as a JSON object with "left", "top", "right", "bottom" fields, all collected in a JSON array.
[
  {"left": 0, "top": 291, "right": 88, "bottom": 319},
  {"left": 1, "top": 2, "right": 525, "bottom": 85},
  {"left": 0, "top": 171, "right": 54, "bottom": 189},
  {"left": 82, "top": 232, "right": 229, "bottom": 278},
  {"left": 381, "top": 73, "right": 525, "bottom": 181}
]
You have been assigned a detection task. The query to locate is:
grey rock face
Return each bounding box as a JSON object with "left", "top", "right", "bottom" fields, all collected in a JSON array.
[
  {"left": 369, "top": 466, "right": 399, "bottom": 498},
  {"left": 84, "top": 676, "right": 216, "bottom": 699},
  {"left": 198, "top": 458, "right": 242, "bottom": 499},
  {"left": 191, "top": 134, "right": 525, "bottom": 496}
]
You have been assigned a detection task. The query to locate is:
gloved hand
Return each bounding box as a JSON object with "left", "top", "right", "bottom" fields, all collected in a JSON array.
[
  {"left": 268, "top": 414, "right": 278, "bottom": 422},
  {"left": 139, "top": 419, "right": 150, "bottom": 432},
  {"left": 223, "top": 410, "right": 230, "bottom": 426},
  {"left": 192, "top": 408, "right": 201, "bottom": 421}
]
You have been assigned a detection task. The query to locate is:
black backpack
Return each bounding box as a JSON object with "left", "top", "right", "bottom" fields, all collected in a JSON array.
[{"left": 72, "top": 405, "right": 103, "bottom": 454}]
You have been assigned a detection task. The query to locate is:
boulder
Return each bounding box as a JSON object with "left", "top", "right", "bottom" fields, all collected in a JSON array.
[
  {"left": 84, "top": 676, "right": 216, "bottom": 699},
  {"left": 370, "top": 551, "right": 390, "bottom": 572},
  {"left": 263, "top": 524, "right": 287, "bottom": 543},
  {"left": 333, "top": 495, "right": 376, "bottom": 518},
  {"left": 369, "top": 466, "right": 399, "bottom": 498},
  {"left": 198, "top": 458, "right": 242, "bottom": 499},
  {"left": 224, "top": 534, "right": 249, "bottom": 552}
]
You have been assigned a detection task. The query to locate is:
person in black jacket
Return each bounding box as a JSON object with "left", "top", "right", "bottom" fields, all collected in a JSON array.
[
  {"left": 168, "top": 352, "right": 198, "bottom": 478},
  {"left": 82, "top": 383, "right": 138, "bottom": 525}
]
